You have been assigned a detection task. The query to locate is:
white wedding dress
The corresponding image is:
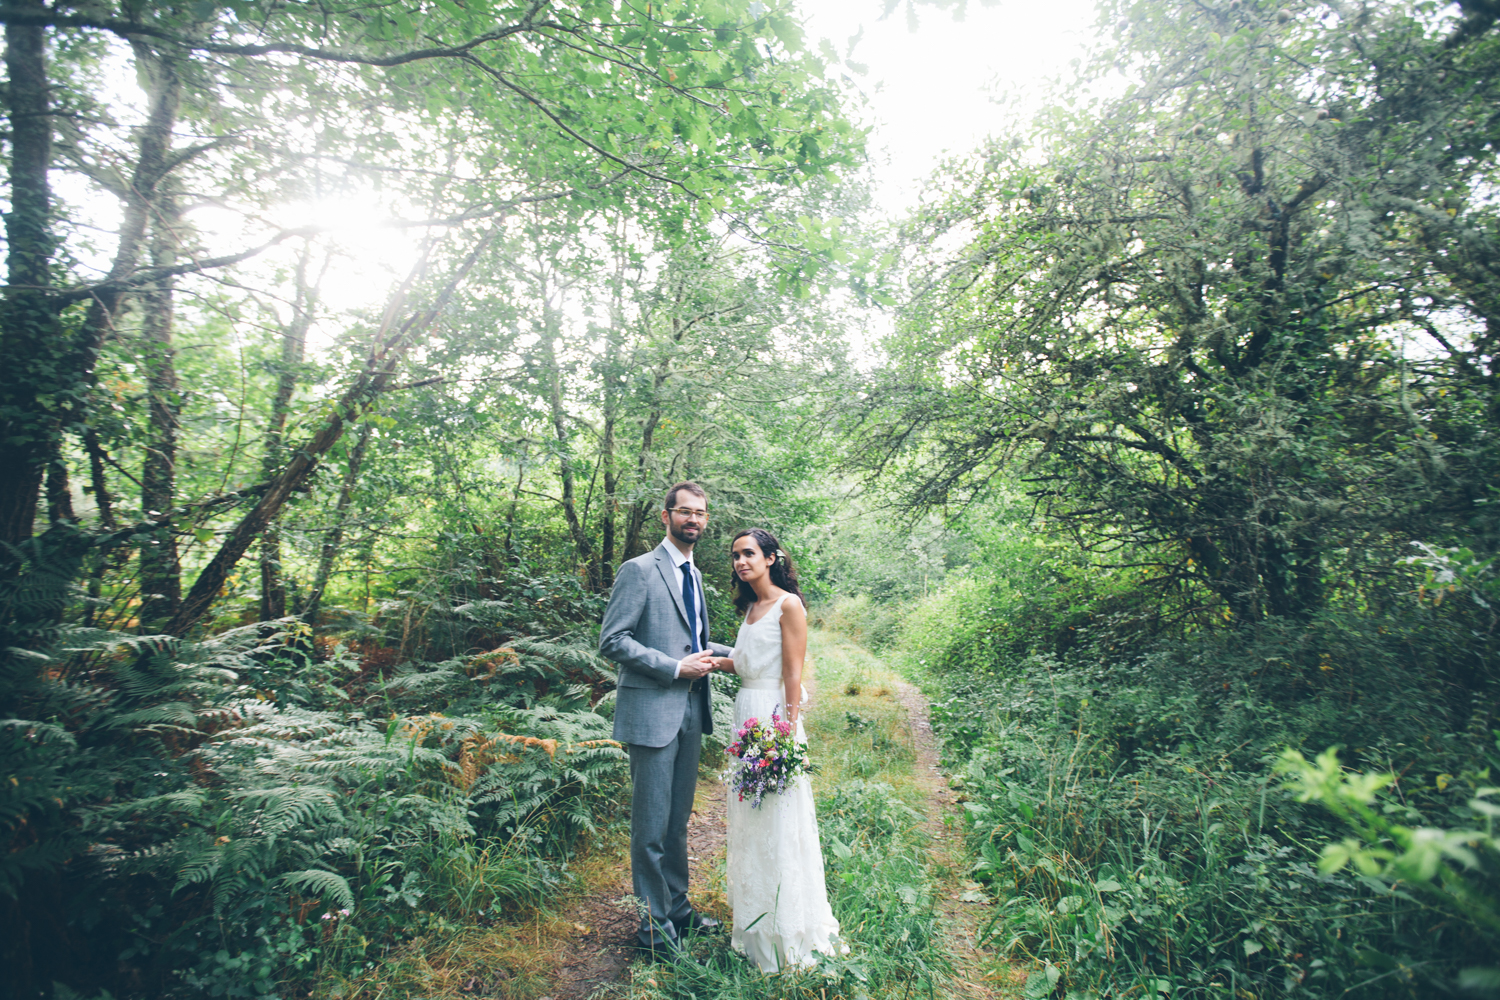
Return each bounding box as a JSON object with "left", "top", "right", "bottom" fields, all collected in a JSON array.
[{"left": 725, "top": 593, "right": 843, "bottom": 972}]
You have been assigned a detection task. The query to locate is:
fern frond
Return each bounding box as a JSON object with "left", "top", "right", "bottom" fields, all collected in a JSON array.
[{"left": 281, "top": 868, "right": 355, "bottom": 910}]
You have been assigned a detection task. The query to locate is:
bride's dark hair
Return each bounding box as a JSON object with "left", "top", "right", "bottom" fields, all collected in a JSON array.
[{"left": 730, "top": 528, "right": 804, "bottom": 615}]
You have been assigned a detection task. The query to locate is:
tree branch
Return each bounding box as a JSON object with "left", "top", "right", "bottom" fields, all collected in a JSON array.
[
  {"left": 460, "top": 53, "right": 690, "bottom": 194},
  {"left": 0, "top": 1, "right": 552, "bottom": 65}
]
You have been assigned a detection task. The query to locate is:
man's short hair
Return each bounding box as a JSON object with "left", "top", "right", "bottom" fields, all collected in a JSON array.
[{"left": 663, "top": 481, "right": 707, "bottom": 510}]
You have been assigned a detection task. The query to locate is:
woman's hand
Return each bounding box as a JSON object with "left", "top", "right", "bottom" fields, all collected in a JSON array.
[{"left": 710, "top": 656, "right": 736, "bottom": 673}]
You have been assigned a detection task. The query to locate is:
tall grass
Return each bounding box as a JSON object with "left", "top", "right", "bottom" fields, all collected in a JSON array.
[
  {"left": 808, "top": 528, "right": 1500, "bottom": 1000},
  {"left": 896, "top": 605, "right": 1500, "bottom": 999}
]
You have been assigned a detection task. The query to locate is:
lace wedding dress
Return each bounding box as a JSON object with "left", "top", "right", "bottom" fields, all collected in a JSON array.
[{"left": 725, "top": 593, "right": 843, "bottom": 972}]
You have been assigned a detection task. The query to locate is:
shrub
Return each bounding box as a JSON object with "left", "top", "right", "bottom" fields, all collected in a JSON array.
[
  {"left": 898, "top": 539, "right": 1499, "bottom": 997},
  {"left": 813, "top": 593, "right": 909, "bottom": 650}
]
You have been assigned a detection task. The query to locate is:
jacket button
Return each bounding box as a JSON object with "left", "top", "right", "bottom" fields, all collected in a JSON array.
[{"left": 684, "top": 644, "right": 692, "bottom": 653}]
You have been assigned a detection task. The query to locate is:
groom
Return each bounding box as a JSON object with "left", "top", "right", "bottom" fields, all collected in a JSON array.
[{"left": 599, "top": 481, "right": 733, "bottom": 958}]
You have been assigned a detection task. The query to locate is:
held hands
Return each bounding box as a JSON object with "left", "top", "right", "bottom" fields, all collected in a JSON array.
[
  {"left": 677, "top": 652, "right": 737, "bottom": 680},
  {"left": 676, "top": 650, "right": 715, "bottom": 680}
]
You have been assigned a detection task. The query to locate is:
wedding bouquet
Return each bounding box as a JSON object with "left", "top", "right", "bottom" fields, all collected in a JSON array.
[{"left": 724, "top": 707, "right": 814, "bottom": 808}]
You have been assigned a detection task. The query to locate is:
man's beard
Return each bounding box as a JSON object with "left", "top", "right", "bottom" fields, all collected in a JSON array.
[{"left": 670, "top": 522, "right": 701, "bottom": 546}]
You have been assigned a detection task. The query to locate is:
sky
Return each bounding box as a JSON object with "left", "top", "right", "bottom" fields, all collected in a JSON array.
[{"left": 797, "top": 0, "right": 1098, "bottom": 214}]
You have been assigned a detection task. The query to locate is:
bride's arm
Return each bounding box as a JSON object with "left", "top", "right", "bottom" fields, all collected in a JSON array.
[{"left": 779, "top": 597, "right": 808, "bottom": 725}]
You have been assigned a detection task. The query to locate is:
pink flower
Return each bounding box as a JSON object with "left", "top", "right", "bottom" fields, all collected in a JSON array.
[{"left": 775, "top": 719, "right": 791, "bottom": 736}]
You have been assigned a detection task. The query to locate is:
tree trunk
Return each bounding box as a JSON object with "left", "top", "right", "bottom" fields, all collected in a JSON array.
[
  {"left": 82, "top": 429, "right": 116, "bottom": 529},
  {"left": 138, "top": 198, "right": 183, "bottom": 629},
  {"left": 164, "top": 233, "right": 492, "bottom": 636},
  {"left": 45, "top": 450, "right": 73, "bottom": 524},
  {"left": 0, "top": 5, "right": 59, "bottom": 547},
  {"left": 501, "top": 445, "right": 527, "bottom": 562},
  {"left": 303, "top": 423, "right": 371, "bottom": 622},
  {"left": 76, "top": 42, "right": 186, "bottom": 365},
  {"left": 258, "top": 250, "right": 316, "bottom": 621},
  {"left": 80, "top": 430, "right": 117, "bottom": 627},
  {"left": 620, "top": 406, "right": 662, "bottom": 559},
  {"left": 599, "top": 224, "right": 626, "bottom": 586},
  {"left": 600, "top": 408, "right": 617, "bottom": 584},
  {"left": 621, "top": 357, "right": 678, "bottom": 557},
  {"left": 537, "top": 270, "right": 598, "bottom": 588}
]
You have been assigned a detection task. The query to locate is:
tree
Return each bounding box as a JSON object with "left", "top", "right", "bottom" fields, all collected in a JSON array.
[
  {"left": 854, "top": 0, "right": 1500, "bottom": 621},
  {"left": 1, "top": 0, "right": 861, "bottom": 628}
]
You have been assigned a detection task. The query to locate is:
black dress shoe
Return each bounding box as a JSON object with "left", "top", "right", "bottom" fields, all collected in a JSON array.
[
  {"left": 675, "top": 912, "right": 722, "bottom": 935},
  {"left": 633, "top": 939, "right": 680, "bottom": 961},
  {"left": 634, "top": 939, "right": 700, "bottom": 965}
]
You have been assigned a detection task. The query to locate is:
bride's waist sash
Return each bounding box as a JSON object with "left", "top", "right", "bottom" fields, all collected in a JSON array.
[{"left": 737, "top": 678, "right": 784, "bottom": 691}]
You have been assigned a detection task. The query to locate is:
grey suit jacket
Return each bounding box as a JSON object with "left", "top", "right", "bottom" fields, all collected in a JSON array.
[{"left": 599, "top": 545, "right": 733, "bottom": 748}]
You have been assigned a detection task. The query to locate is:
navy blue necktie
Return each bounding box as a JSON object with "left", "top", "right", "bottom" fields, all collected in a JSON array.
[{"left": 680, "top": 563, "right": 701, "bottom": 653}]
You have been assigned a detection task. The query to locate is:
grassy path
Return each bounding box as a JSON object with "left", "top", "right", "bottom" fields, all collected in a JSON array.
[
  {"left": 809, "top": 632, "right": 1017, "bottom": 1000},
  {"left": 330, "top": 630, "right": 1014, "bottom": 1000}
]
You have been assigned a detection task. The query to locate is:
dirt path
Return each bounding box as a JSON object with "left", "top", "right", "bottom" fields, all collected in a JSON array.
[
  {"left": 891, "top": 682, "right": 1019, "bottom": 999},
  {"left": 543, "top": 776, "right": 728, "bottom": 1000}
]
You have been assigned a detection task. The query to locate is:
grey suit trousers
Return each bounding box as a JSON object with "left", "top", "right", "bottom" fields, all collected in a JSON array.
[{"left": 627, "top": 678, "right": 703, "bottom": 949}]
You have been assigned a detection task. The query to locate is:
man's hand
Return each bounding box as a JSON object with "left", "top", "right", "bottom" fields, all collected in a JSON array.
[{"left": 677, "top": 650, "right": 714, "bottom": 680}]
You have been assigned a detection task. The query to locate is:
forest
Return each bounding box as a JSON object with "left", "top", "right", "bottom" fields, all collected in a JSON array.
[{"left": 0, "top": 0, "right": 1497, "bottom": 998}]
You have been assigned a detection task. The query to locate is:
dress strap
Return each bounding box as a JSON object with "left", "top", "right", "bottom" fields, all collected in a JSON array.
[{"left": 764, "top": 592, "right": 793, "bottom": 624}]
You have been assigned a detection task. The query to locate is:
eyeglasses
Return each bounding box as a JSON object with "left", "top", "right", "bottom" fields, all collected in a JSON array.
[{"left": 666, "top": 507, "right": 710, "bottom": 521}]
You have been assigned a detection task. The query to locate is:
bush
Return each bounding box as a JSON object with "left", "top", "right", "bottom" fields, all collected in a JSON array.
[
  {"left": 819, "top": 781, "right": 947, "bottom": 988},
  {"left": 813, "top": 593, "right": 909, "bottom": 650},
  {"left": 896, "top": 541, "right": 1499, "bottom": 997}
]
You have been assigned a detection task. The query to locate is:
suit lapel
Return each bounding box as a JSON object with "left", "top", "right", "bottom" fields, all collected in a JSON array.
[{"left": 654, "top": 547, "right": 691, "bottom": 629}]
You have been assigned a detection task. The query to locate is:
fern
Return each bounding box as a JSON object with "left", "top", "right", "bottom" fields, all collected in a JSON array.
[
  {"left": 281, "top": 868, "right": 355, "bottom": 910},
  {"left": 509, "top": 637, "right": 614, "bottom": 682},
  {"left": 2, "top": 530, "right": 626, "bottom": 992}
]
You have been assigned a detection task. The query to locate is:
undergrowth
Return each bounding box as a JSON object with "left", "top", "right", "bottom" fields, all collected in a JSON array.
[
  {"left": 870, "top": 542, "right": 1500, "bottom": 999},
  {"left": 1, "top": 526, "right": 630, "bottom": 999}
]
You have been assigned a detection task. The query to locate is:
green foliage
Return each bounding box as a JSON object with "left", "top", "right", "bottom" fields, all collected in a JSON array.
[
  {"left": 853, "top": 0, "right": 1500, "bottom": 622},
  {"left": 419, "top": 832, "right": 558, "bottom": 920},
  {"left": 813, "top": 593, "right": 910, "bottom": 651},
  {"left": 1278, "top": 747, "right": 1500, "bottom": 993},
  {"left": 819, "top": 781, "right": 948, "bottom": 990},
  {"left": 880, "top": 535, "right": 1500, "bottom": 998},
  {"left": 1, "top": 525, "right": 628, "bottom": 996}
]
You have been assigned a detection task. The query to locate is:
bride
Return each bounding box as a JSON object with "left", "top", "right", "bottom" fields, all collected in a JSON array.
[{"left": 709, "top": 528, "right": 843, "bottom": 972}]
